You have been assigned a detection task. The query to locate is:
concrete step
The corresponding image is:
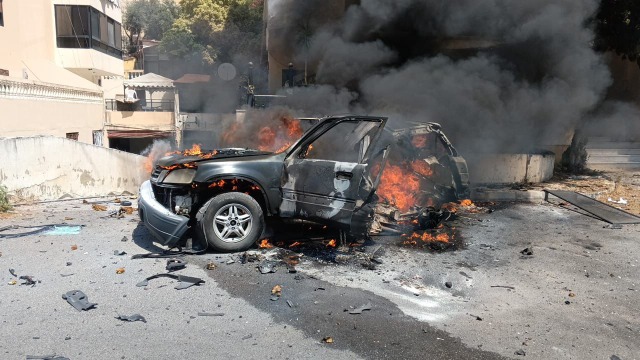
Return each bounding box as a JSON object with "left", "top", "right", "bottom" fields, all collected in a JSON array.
[
  {"left": 587, "top": 162, "right": 640, "bottom": 171},
  {"left": 586, "top": 141, "right": 640, "bottom": 149},
  {"left": 586, "top": 148, "right": 640, "bottom": 155},
  {"left": 587, "top": 155, "right": 640, "bottom": 163}
]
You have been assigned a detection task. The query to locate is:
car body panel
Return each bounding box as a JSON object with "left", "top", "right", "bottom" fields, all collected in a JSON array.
[{"left": 138, "top": 180, "right": 190, "bottom": 247}]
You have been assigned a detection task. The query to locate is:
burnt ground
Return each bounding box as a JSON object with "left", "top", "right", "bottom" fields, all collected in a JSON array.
[{"left": 0, "top": 195, "right": 639, "bottom": 359}]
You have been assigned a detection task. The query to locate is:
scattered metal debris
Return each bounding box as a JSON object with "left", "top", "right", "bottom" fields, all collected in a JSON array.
[
  {"left": 26, "top": 355, "right": 70, "bottom": 360},
  {"left": 116, "top": 268, "right": 125, "bottom": 274},
  {"left": 9, "top": 268, "right": 17, "bottom": 277},
  {"left": 469, "top": 314, "right": 483, "bottom": 321},
  {"left": 116, "top": 314, "right": 147, "bottom": 323},
  {"left": 136, "top": 273, "right": 205, "bottom": 290},
  {"left": 62, "top": 290, "right": 97, "bottom": 311},
  {"left": 349, "top": 302, "right": 372, "bottom": 314},
  {"left": 286, "top": 300, "right": 294, "bottom": 308},
  {"left": 0, "top": 224, "right": 84, "bottom": 238},
  {"left": 166, "top": 259, "right": 187, "bottom": 272},
  {"left": 258, "top": 260, "right": 277, "bottom": 274},
  {"left": 19, "top": 275, "right": 37, "bottom": 286},
  {"left": 197, "top": 312, "right": 225, "bottom": 317},
  {"left": 545, "top": 190, "right": 640, "bottom": 225},
  {"left": 206, "top": 262, "right": 217, "bottom": 270},
  {"left": 121, "top": 236, "right": 129, "bottom": 242},
  {"left": 514, "top": 349, "right": 526, "bottom": 356},
  {"left": 491, "top": 285, "right": 516, "bottom": 290},
  {"left": 113, "top": 250, "right": 127, "bottom": 256},
  {"left": 520, "top": 247, "right": 533, "bottom": 256},
  {"left": 445, "top": 281, "right": 453, "bottom": 288}
]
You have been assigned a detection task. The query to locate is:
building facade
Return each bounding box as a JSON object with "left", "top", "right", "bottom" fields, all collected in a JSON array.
[{"left": 0, "top": 0, "right": 123, "bottom": 144}]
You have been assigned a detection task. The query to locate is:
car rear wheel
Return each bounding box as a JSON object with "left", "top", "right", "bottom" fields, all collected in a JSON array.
[{"left": 199, "top": 192, "right": 264, "bottom": 252}]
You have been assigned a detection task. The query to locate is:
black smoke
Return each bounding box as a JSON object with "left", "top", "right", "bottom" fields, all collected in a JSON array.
[{"left": 269, "top": 0, "right": 614, "bottom": 154}]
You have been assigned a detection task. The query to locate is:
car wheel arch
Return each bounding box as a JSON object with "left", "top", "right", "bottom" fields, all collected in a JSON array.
[{"left": 200, "top": 175, "right": 271, "bottom": 216}]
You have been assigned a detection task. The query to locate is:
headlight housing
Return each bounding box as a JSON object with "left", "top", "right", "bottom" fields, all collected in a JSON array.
[{"left": 162, "top": 169, "right": 196, "bottom": 184}]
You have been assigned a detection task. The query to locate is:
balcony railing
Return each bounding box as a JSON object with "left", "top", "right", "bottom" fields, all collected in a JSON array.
[
  {"left": 0, "top": 78, "right": 102, "bottom": 103},
  {"left": 106, "top": 99, "right": 175, "bottom": 112}
]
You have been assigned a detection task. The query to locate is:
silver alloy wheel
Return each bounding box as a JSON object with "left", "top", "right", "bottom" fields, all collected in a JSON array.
[{"left": 213, "top": 203, "right": 253, "bottom": 243}]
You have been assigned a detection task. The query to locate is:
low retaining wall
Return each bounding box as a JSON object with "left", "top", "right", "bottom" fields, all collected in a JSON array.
[
  {"left": 468, "top": 153, "right": 555, "bottom": 185},
  {"left": 0, "top": 136, "right": 148, "bottom": 201}
]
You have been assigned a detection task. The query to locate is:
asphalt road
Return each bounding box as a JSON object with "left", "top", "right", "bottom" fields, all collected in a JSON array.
[{"left": 0, "top": 198, "right": 638, "bottom": 359}]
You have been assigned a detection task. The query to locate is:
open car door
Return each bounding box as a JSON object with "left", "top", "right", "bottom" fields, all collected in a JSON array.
[{"left": 279, "top": 116, "right": 388, "bottom": 232}]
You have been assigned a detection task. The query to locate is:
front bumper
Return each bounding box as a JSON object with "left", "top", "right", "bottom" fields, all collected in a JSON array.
[{"left": 138, "top": 180, "right": 189, "bottom": 248}]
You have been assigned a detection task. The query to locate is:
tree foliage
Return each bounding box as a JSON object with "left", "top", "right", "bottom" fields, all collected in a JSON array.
[
  {"left": 595, "top": 0, "right": 640, "bottom": 64},
  {"left": 160, "top": 0, "right": 264, "bottom": 66},
  {"left": 122, "top": 0, "right": 180, "bottom": 51}
]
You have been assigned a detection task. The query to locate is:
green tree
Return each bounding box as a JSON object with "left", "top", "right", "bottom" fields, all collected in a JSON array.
[
  {"left": 595, "top": 0, "right": 640, "bottom": 64},
  {"left": 160, "top": 0, "right": 263, "bottom": 66},
  {"left": 123, "top": 0, "right": 180, "bottom": 52}
]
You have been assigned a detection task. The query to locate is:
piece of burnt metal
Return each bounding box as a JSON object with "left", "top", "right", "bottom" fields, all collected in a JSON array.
[
  {"left": 258, "top": 260, "right": 277, "bottom": 274},
  {"left": 136, "top": 273, "right": 205, "bottom": 290},
  {"left": 166, "top": 259, "right": 187, "bottom": 272},
  {"left": 62, "top": 290, "right": 97, "bottom": 311},
  {"left": 26, "top": 355, "right": 70, "bottom": 360},
  {"left": 19, "top": 275, "right": 37, "bottom": 286},
  {"left": 116, "top": 314, "right": 147, "bottom": 323},
  {"left": 348, "top": 302, "right": 372, "bottom": 314},
  {"left": 418, "top": 207, "right": 452, "bottom": 229}
]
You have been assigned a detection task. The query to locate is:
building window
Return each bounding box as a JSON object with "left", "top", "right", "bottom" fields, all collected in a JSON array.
[
  {"left": 55, "top": 5, "right": 122, "bottom": 58},
  {"left": 66, "top": 132, "right": 79, "bottom": 141},
  {"left": 0, "top": 0, "right": 4, "bottom": 27}
]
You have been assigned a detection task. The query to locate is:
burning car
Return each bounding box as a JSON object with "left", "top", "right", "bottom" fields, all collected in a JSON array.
[
  {"left": 138, "top": 115, "right": 469, "bottom": 252},
  {"left": 139, "top": 115, "right": 389, "bottom": 252}
]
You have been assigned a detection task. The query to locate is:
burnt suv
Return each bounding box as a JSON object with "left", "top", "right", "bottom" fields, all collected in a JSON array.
[
  {"left": 138, "top": 115, "right": 469, "bottom": 252},
  {"left": 139, "top": 115, "right": 390, "bottom": 252}
]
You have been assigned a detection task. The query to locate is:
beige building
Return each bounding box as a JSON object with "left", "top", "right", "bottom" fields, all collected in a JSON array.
[{"left": 0, "top": 0, "right": 124, "bottom": 144}]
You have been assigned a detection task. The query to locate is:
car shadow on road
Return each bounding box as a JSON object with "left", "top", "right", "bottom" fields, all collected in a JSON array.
[{"left": 132, "top": 222, "right": 167, "bottom": 253}]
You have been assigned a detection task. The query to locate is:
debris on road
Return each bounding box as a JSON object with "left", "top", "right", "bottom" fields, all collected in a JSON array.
[
  {"left": 258, "top": 260, "right": 277, "bottom": 274},
  {"left": 8, "top": 280, "right": 16, "bottom": 285},
  {"left": 348, "top": 302, "right": 372, "bottom": 314},
  {"left": 286, "top": 300, "right": 294, "bottom": 308},
  {"left": 469, "top": 314, "right": 483, "bottom": 321},
  {"left": 26, "top": 355, "right": 70, "bottom": 360},
  {"left": 92, "top": 204, "right": 107, "bottom": 211},
  {"left": 271, "top": 284, "right": 282, "bottom": 301},
  {"left": 20, "top": 275, "right": 37, "bottom": 286},
  {"left": 514, "top": 349, "right": 526, "bottom": 356},
  {"left": 116, "top": 268, "right": 125, "bottom": 274},
  {"left": 205, "top": 262, "right": 217, "bottom": 270},
  {"left": 121, "top": 236, "right": 129, "bottom": 242},
  {"left": 197, "top": 312, "right": 225, "bottom": 317},
  {"left": 113, "top": 250, "right": 127, "bottom": 256},
  {"left": 322, "top": 336, "right": 334, "bottom": 344},
  {"left": 62, "top": 290, "right": 97, "bottom": 311},
  {"left": 445, "top": 281, "right": 453, "bottom": 288},
  {"left": 136, "top": 273, "right": 205, "bottom": 290},
  {"left": 520, "top": 247, "right": 534, "bottom": 256},
  {"left": 166, "top": 259, "right": 187, "bottom": 272},
  {"left": 116, "top": 314, "right": 147, "bottom": 323},
  {"left": 9, "top": 268, "right": 17, "bottom": 277},
  {"left": 70, "top": 245, "right": 78, "bottom": 251},
  {"left": 608, "top": 197, "right": 628, "bottom": 205},
  {"left": 491, "top": 285, "right": 516, "bottom": 290}
]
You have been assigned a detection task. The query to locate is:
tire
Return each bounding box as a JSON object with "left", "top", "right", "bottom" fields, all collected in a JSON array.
[{"left": 198, "top": 192, "right": 264, "bottom": 252}]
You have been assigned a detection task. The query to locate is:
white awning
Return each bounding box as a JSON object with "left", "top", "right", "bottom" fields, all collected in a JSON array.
[{"left": 124, "top": 73, "right": 174, "bottom": 88}]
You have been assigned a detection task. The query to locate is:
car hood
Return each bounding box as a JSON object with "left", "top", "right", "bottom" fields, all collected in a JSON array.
[{"left": 156, "top": 148, "right": 273, "bottom": 167}]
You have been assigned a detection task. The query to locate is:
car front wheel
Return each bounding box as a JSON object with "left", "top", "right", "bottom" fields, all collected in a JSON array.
[{"left": 199, "top": 192, "right": 264, "bottom": 252}]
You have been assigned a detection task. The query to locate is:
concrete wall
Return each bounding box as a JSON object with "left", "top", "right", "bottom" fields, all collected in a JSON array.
[
  {"left": 468, "top": 153, "right": 555, "bottom": 185},
  {"left": 0, "top": 83, "right": 104, "bottom": 144},
  {"left": 0, "top": 136, "right": 148, "bottom": 201}
]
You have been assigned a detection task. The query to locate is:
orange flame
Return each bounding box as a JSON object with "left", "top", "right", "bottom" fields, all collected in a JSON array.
[
  {"left": 327, "top": 239, "right": 337, "bottom": 247},
  {"left": 460, "top": 199, "right": 474, "bottom": 207},
  {"left": 183, "top": 144, "right": 202, "bottom": 156},
  {"left": 258, "top": 239, "right": 273, "bottom": 249},
  {"left": 289, "top": 241, "right": 302, "bottom": 248},
  {"left": 377, "top": 164, "right": 421, "bottom": 212},
  {"left": 406, "top": 231, "right": 451, "bottom": 243}
]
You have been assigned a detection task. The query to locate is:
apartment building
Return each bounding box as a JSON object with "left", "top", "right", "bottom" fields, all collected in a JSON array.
[{"left": 0, "top": 0, "right": 124, "bottom": 144}]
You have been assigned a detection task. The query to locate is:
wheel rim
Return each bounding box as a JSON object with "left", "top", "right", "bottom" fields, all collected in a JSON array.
[{"left": 213, "top": 203, "right": 253, "bottom": 243}]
